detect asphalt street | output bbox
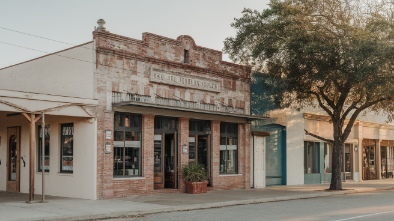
[109,189,394,221]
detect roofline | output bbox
[0,41,93,71]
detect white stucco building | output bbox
[252,107,394,186]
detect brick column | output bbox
[244,123,251,189]
[177,118,189,190]
[211,121,220,187]
[142,114,155,191]
[238,123,251,189]
[99,111,114,199]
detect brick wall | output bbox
[93,26,252,198]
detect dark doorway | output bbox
[363,146,376,180]
[153,117,178,190]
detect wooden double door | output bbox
[7,127,21,192]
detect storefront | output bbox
[92,20,257,198]
[0,20,257,200]
[0,89,97,200]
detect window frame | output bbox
[113,112,143,178]
[37,125,50,172]
[60,123,74,173]
[304,141,320,174]
[219,122,238,175]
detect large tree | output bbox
[224,0,394,190]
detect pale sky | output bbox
[0,0,270,68]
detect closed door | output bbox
[7,127,21,192]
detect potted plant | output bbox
[182,163,208,194]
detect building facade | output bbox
[0,20,256,199]
[252,107,394,186]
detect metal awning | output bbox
[113,100,268,123]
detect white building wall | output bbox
[268,108,305,185]
[0,42,95,99]
[0,114,97,199]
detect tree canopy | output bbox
[224,0,394,189]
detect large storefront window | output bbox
[381,146,394,179]
[324,143,353,179]
[61,123,73,173]
[304,141,319,173]
[114,113,142,177]
[38,125,50,172]
[220,123,238,174]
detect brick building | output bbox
[0,20,260,199]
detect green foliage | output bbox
[182,163,208,182]
[225,0,394,138]
[251,72,282,115]
[225,0,394,190]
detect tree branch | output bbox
[319,86,336,109]
[341,97,387,141]
[305,129,334,143]
[312,92,334,117]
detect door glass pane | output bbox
[154,134,162,173]
[188,136,196,163]
[9,136,17,181]
[198,136,207,168]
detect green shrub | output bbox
[182,163,208,182]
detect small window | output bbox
[60,123,74,173]
[184,49,190,64]
[38,125,50,172]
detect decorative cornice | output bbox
[304,112,394,130]
[94,31,251,76]
[96,46,250,80]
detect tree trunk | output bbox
[330,120,344,190]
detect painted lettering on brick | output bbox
[150,69,221,92]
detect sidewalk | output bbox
[1,179,394,221]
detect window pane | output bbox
[189,136,196,162]
[324,143,332,173]
[154,135,162,173]
[113,147,124,175]
[113,113,142,177]
[219,122,238,174]
[38,126,50,172]
[304,142,319,174]
[115,113,122,127]
[61,124,73,172]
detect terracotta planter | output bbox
[184,181,208,194]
